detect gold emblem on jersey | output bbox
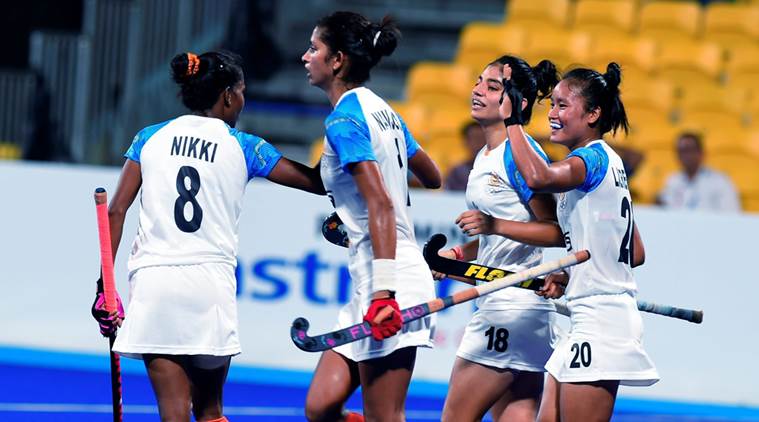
[486,171,508,194]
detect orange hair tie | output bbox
[186,53,200,77]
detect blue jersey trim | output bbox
[568,142,609,193]
[504,134,550,203]
[399,116,420,158]
[229,127,283,180]
[325,92,375,173]
[124,119,173,162]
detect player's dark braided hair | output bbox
[316,11,401,84]
[489,55,560,125]
[170,51,244,111]
[562,62,629,136]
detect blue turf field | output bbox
[2,362,759,422]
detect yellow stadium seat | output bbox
[702,3,759,50]
[676,85,747,134]
[539,140,570,162]
[622,77,676,113]
[653,40,723,91]
[424,137,470,177]
[455,23,528,75]
[638,1,702,43]
[525,100,552,140]
[0,143,22,160]
[742,195,759,213]
[309,138,324,166]
[387,101,430,141]
[406,62,474,108]
[571,0,637,38]
[521,27,592,70]
[629,148,679,203]
[507,0,571,27]
[625,119,680,150]
[425,105,474,140]
[748,96,759,128]
[587,35,657,82]
[725,44,759,93]
[702,127,752,155]
[706,153,759,196]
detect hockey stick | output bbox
[322,212,349,248]
[424,233,703,324]
[94,188,123,422]
[291,250,590,352]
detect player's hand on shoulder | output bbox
[456,210,494,236]
[91,278,125,337]
[536,271,568,299]
[363,292,402,341]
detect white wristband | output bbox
[372,259,397,293]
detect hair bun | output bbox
[371,15,400,58]
[603,62,622,91]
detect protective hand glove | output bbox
[500,78,526,127]
[91,278,125,337]
[363,297,402,341]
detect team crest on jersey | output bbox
[558,192,567,210]
[486,171,508,194]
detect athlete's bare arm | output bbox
[107,159,142,262]
[408,149,442,189]
[267,158,325,195]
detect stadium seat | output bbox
[521,27,592,70]
[525,100,552,140]
[724,44,759,94]
[653,40,723,92]
[702,3,759,51]
[425,105,474,140]
[587,35,656,82]
[629,148,679,203]
[506,0,571,27]
[387,101,430,142]
[706,153,759,197]
[0,143,22,160]
[406,62,474,108]
[424,136,470,177]
[702,127,752,156]
[743,195,759,213]
[621,77,675,116]
[571,0,637,39]
[638,1,702,43]
[676,85,747,135]
[309,138,324,166]
[455,23,528,75]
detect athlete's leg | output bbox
[144,354,192,422]
[358,346,417,422]
[186,355,231,421]
[305,350,361,422]
[490,371,543,422]
[441,357,516,422]
[536,374,561,422]
[559,380,619,422]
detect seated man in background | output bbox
[657,132,740,212]
[444,122,486,191]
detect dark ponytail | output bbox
[169,51,244,111]
[563,62,629,136]
[316,12,401,84]
[489,56,560,124]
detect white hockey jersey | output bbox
[558,140,638,300]
[320,87,420,263]
[124,115,282,272]
[465,136,556,311]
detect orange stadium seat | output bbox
[749,95,759,128]
[406,62,474,107]
[455,23,528,75]
[506,0,571,27]
[521,27,592,70]
[653,40,723,92]
[702,3,759,51]
[309,138,324,166]
[587,35,657,82]
[742,196,759,213]
[571,0,637,39]
[638,1,702,43]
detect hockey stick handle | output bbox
[637,300,703,324]
[94,188,117,312]
[291,250,590,352]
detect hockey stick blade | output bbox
[423,234,703,324]
[291,249,590,352]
